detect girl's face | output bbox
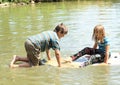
[93,25,105,41]
[95,29,102,39]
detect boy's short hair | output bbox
[54,23,68,34]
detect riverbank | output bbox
[0,0,65,8]
[0,2,10,7]
[0,1,35,8]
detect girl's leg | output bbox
[64,47,95,62]
[71,47,95,61]
[88,49,104,64]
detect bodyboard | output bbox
[44,52,120,68]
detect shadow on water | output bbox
[0,64,114,85]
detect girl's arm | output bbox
[93,42,97,49]
[104,45,110,64]
[46,49,51,60]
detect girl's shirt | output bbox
[98,37,110,53]
[28,31,60,52]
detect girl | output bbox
[66,24,110,64]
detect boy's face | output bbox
[57,31,66,39]
[61,33,65,37]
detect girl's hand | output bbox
[100,62,108,65]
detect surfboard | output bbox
[43,52,120,68]
[93,52,120,66]
[43,58,81,68]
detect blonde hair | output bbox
[92,24,105,43]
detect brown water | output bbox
[0,1,120,85]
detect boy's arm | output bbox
[54,49,61,67]
[104,45,110,64]
[46,49,51,60]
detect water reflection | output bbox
[89,66,110,85]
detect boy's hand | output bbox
[58,64,61,67]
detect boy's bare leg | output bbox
[10,55,31,68]
[15,55,29,62]
[10,62,31,68]
[10,55,17,65]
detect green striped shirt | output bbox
[28,31,60,52]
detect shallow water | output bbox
[0,0,120,85]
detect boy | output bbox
[10,23,68,68]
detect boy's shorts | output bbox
[24,39,40,66]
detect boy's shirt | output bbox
[28,31,60,52]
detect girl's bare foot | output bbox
[63,57,72,63]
